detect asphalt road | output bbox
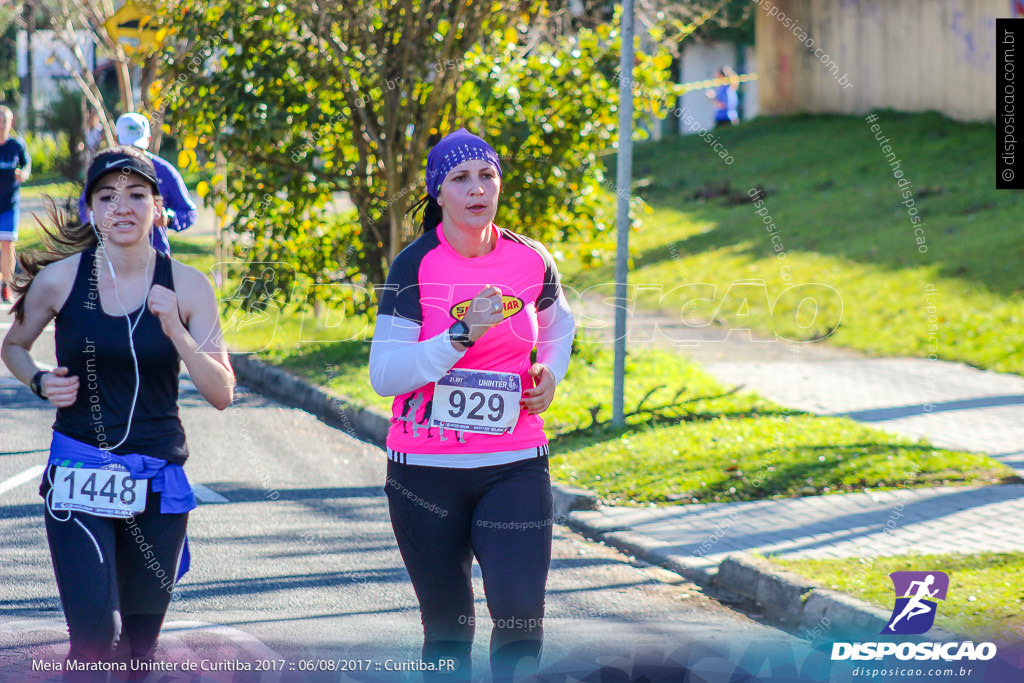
[0,309,831,682]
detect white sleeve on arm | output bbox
[369,314,466,396]
[535,291,575,384]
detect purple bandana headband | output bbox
[425,128,502,199]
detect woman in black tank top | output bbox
[1,147,235,675]
[53,246,189,462]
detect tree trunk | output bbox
[115,58,133,113]
[140,55,161,151]
[388,195,403,262]
[23,1,36,131]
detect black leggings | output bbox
[42,467,188,676]
[386,455,553,682]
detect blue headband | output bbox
[425,128,502,199]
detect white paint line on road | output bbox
[0,465,46,496]
[0,467,228,503]
[192,483,230,504]
[0,617,67,637]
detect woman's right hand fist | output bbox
[43,367,79,408]
[461,285,506,342]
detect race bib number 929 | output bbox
[432,369,522,435]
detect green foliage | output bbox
[40,87,85,181]
[457,15,670,259]
[157,0,510,297]
[680,0,756,44]
[156,0,675,307]
[22,131,71,179]
[154,0,344,303]
[0,21,20,106]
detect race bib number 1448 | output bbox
[51,465,147,518]
[432,369,522,435]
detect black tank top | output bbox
[53,247,188,464]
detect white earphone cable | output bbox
[44,464,72,522]
[91,222,153,453]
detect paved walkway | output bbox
[705,357,1024,476]
[573,484,1024,566]
[572,296,1024,562]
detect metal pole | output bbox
[612,0,635,427]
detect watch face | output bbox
[451,320,472,345]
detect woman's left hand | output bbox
[148,284,187,340]
[521,363,556,415]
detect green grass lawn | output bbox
[541,343,1012,505]
[229,309,383,410]
[562,112,1024,374]
[166,235,1014,507]
[226,315,1015,506]
[768,553,1024,641]
[19,180,77,201]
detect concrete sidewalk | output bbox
[705,356,1024,476]
[571,483,1024,568]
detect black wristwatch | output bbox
[449,320,474,349]
[30,370,48,400]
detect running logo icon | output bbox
[881,571,949,635]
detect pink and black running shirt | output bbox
[375,225,562,460]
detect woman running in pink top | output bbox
[370,128,575,682]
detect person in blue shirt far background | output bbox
[706,65,740,128]
[78,112,197,255]
[0,105,31,304]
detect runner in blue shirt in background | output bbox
[78,113,197,255]
[0,105,31,303]
[706,66,740,128]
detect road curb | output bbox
[228,352,601,517]
[561,514,920,641]
[229,352,901,641]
